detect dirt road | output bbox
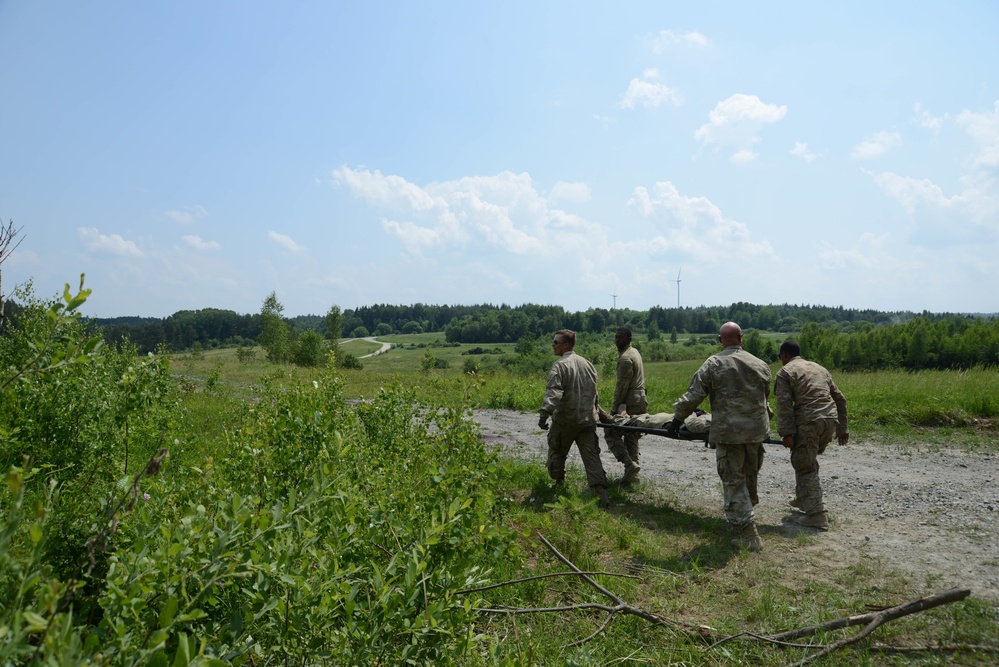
[472,409,999,602]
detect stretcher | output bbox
[596,421,782,447]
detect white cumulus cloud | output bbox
[790,141,820,162]
[694,94,787,160]
[619,78,681,110]
[549,181,591,204]
[730,149,757,165]
[651,30,710,53]
[956,100,999,169]
[182,235,220,251]
[851,131,902,160]
[627,181,776,263]
[913,102,944,132]
[77,227,143,258]
[332,166,601,258]
[165,205,208,225]
[870,171,953,216]
[268,231,303,253]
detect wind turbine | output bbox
[610,289,618,309]
[672,268,682,309]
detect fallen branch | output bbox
[468,531,716,646]
[788,588,971,666]
[709,587,972,665]
[457,570,639,595]
[870,642,999,655]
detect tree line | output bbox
[798,317,999,371]
[74,298,998,371]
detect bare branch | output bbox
[870,643,999,655]
[466,533,973,656]
[710,587,973,665]
[0,218,25,326]
[458,570,639,595]
[789,588,971,666]
[468,531,716,647]
[766,587,969,643]
[0,218,25,265]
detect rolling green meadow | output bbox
[3,298,998,666]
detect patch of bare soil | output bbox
[472,409,999,602]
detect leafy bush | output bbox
[291,330,326,367]
[335,349,363,369]
[2,292,521,663]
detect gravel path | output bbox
[472,409,999,602]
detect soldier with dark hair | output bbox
[775,339,849,531]
[539,330,610,507]
[603,326,647,485]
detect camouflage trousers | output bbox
[714,442,765,528]
[790,419,837,515]
[547,423,608,489]
[604,398,648,465]
[604,428,642,465]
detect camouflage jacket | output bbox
[540,351,599,427]
[672,345,772,444]
[613,345,647,412]
[775,356,848,436]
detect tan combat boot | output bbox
[788,496,804,511]
[731,522,763,552]
[796,511,830,531]
[621,460,641,486]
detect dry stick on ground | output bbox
[468,531,716,648]
[459,570,641,595]
[869,643,999,655]
[709,587,972,665]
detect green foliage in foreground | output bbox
[4,286,998,665]
[1,283,519,663]
[2,377,520,664]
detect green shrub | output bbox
[292,330,326,367]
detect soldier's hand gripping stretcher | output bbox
[596,407,781,448]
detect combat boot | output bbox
[594,486,611,509]
[730,522,763,552]
[621,460,641,487]
[797,511,830,531]
[787,496,803,511]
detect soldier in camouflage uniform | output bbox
[603,327,648,485]
[539,329,610,507]
[667,322,772,552]
[775,339,849,531]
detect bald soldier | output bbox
[666,322,772,551]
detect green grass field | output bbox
[174,340,999,451]
[161,341,999,663]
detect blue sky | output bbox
[1,1,997,318]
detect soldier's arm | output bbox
[774,370,796,438]
[613,354,635,412]
[830,378,849,441]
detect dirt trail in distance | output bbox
[472,409,999,602]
